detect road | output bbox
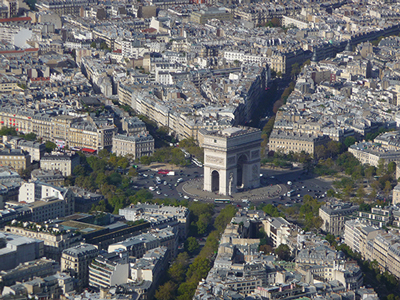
[258,168,333,207]
[132,164,333,209]
[132,164,203,200]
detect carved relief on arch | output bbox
[227,156,235,165]
[251,150,260,159]
[206,155,224,165]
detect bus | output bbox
[192,158,203,167]
[287,190,295,197]
[214,199,231,204]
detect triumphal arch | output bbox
[201,127,262,196]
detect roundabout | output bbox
[182,177,285,203]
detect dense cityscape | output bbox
[1,0,400,299]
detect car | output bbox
[270,176,275,179]
[156,191,161,195]
[164,181,167,185]
[164,194,168,197]
[302,186,305,189]
[143,174,148,178]
[174,183,178,187]
[184,195,189,199]
[297,194,301,197]
[194,199,199,202]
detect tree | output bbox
[128,167,138,177]
[95,173,107,187]
[44,141,57,153]
[140,155,152,165]
[168,252,190,283]
[107,172,122,186]
[196,213,210,235]
[344,136,357,148]
[117,157,129,169]
[270,17,280,27]
[327,189,336,197]
[73,165,86,176]
[90,41,97,48]
[259,244,273,254]
[23,133,37,141]
[388,161,396,174]
[384,180,392,196]
[185,237,199,253]
[365,165,376,179]
[263,204,282,217]
[359,202,371,212]
[356,186,366,199]
[325,234,336,245]
[290,63,301,78]
[315,145,327,160]
[275,244,291,261]
[377,159,386,176]
[98,149,109,158]
[155,281,177,300]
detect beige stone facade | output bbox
[0,149,31,171]
[40,154,80,177]
[319,202,359,236]
[61,243,99,289]
[5,225,82,261]
[269,130,330,155]
[190,8,232,24]
[0,111,116,151]
[201,127,261,196]
[393,184,400,205]
[112,133,154,159]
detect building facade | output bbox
[40,153,80,177]
[61,243,99,289]
[112,133,154,159]
[0,149,31,171]
[319,202,359,236]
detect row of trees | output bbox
[155,205,237,300]
[140,147,189,166]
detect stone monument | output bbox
[200,126,262,196]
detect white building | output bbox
[130,246,168,282]
[89,250,129,289]
[119,204,189,240]
[18,181,74,216]
[262,217,292,247]
[40,153,80,177]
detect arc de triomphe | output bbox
[200,127,262,196]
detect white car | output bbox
[184,195,189,199]
[156,191,161,195]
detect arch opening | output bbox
[236,155,247,188]
[211,170,219,193]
